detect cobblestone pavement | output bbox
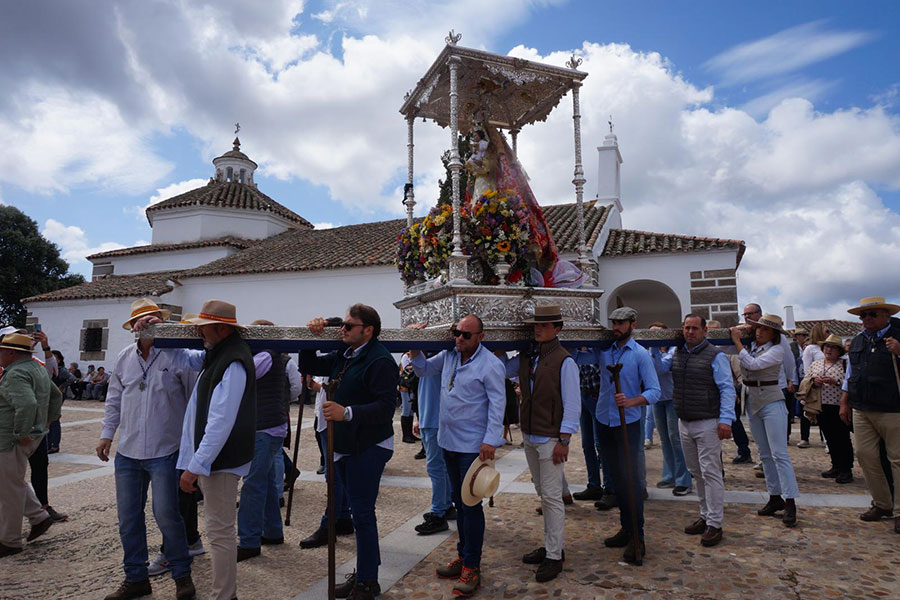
[1,401,896,600]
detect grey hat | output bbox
[609,306,637,322]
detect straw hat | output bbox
[822,334,846,355]
[523,305,564,324]
[123,298,171,330]
[0,333,36,353]
[461,457,501,507]
[793,328,809,337]
[747,314,788,334]
[184,300,245,328]
[179,314,197,324]
[847,296,900,316]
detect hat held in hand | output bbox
[461,457,501,507]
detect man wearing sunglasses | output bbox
[302,304,398,600]
[840,296,900,534]
[409,314,506,598]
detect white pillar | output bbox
[447,55,468,284]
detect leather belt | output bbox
[742,379,779,387]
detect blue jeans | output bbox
[318,434,351,528]
[114,451,190,581]
[444,450,485,568]
[400,391,413,418]
[748,401,799,499]
[644,405,655,442]
[336,445,392,582]
[238,432,284,548]
[653,401,692,488]
[638,407,647,490]
[421,428,452,515]
[579,393,602,489]
[597,420,644,539]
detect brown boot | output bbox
[174,575,196,600]
[452,566,481,597]
[104,579,152,600]
[436,556,463,579]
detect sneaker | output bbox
[45,506,68,522]
[316,465,325,475]
[147,552,170,577]
[414,513,449,535]
[731,454,752,464]
[644,439,652,448]
[188,539,205,557]
[572,485,604,501]
[655,480,675,489]
[452,566,481,597]
[174,575,196,600]
[103,579,152,600]
[753,462,763,471]
[672,486,691,496]
[436,556,463,579]
[797,439,811,448]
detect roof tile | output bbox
[602,228,745,266]
[22,271,183,303]
[87,236,255,260]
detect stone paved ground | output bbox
[1,401,897,600]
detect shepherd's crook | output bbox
[323,381,339,600]
[606,363,643,566]
[284,387,305,526]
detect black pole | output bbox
[607,363,642,565]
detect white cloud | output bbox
[126,178,209,220]
[41,218,126,267]
[312,221,336,229]
[704,20,876,85]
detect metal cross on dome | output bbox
[234,122,241,135]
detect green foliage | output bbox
[0,205,85,326]
[436,133,472,207]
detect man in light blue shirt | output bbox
[410,314,505,596]
[574,306,661,565]
[500,305,579,583]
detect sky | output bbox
[2,0,899,320]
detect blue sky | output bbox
[2,0,899,316]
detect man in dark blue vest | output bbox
[840,296,900,534]
[302,304,398,600]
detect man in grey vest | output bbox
[661,314,735,546]
[501,305,579,582]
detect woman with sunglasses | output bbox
[730,314,800,527]
[806,335,853,483]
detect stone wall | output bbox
[689,268,739,327]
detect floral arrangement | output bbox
[464,189,531,283]
[419,203,466,279]
[396,222,425,285]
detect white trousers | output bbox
[679,419,725,528]
[524,439,565,560]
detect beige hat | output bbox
[747,314,789,334]
[822,334,846,356]
[185,300,245,328]
[461,457,500,507]
[179,313,197,324]
[523,305,564,324]
[123,298,171,330]
[793,328,809,337]
[0,333,36,353]
[847,296,900,316]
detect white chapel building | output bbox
[24,134,744,368]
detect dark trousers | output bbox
[783,389,795,439]
[314,417,325,467]
[335,445,391,582]
[444,450,485,568]
[799,410,812,442]
[28,436,49,506]
[818,405,853,472]
[318,434,351,528]
[160,470,201,554]
[597,420,644,540]
[732,417,751,458]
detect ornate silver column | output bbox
[404,114,416,227]
[447,54,468,283]
[510,128,520,158]
[567,56,595,284]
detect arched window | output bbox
[239,168,246,183]
[226,167,233,182]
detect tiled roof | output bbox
[87,236,255,260]
[602,229,746,266]
[178,202,613,279]
[796,319,862,338]
[145,181,313,228]
[22,271,183,304]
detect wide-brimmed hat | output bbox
[793,328,809,337]
[747,314,788,334]
[523,305,564,324]
[821,334,846,355]
[179,313,197,324]
[0,333,36,353]
[185,300,245,328]
[461,457,501,507]
[847,296,900,316]
[123,298,171,330]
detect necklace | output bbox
[448,353,461,391]
[137,349,161,391]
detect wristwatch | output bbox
[557,437,570,446]
[343,406,352,421]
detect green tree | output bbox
[0,205,84,326]
[436,133,472,207]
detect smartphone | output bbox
[33,323,42,332]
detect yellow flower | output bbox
[497,241,511,252]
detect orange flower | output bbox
[497,241,511,252]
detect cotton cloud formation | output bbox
[41,219,126,267]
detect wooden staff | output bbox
[606,363,642,565]
[284,379,306,526]
[323,381,339,600]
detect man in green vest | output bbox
[501,305,580,582]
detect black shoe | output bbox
[400,416,420,443]
[45,506,68,522]
[821,467,839,478]
[0,543,23,558]
[336,517,355,536]
[623,539,645,565]
[47,446,59,455]
[174,575,196,600]
[414,446,426,460]
[757,495,785,517]
[535,557,564,582]
[835,472,854,484]
[300,527,328,549]
[316,465,325,475]
[279,497,285,508]
[522,547,564,565]
[347,579,380,600]
[684,518,707,535]
[284,466,301,490]
[335,570,356,599]
[444,506,457,521]
[573,485,604,501]
[414,513,449,535]
[595,493,618,511]
[104,579,152,600]
[261,536,284,545]
[236,546,260,562]
[731,454,752,464]
[672,486,691,496]
[782,499,797,527]
[603,528,630,548]
[26,517,53,542]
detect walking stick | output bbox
[606,363,643,566]
[284,381,305,526]
[323,381,339,600]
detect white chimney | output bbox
[596,123,623,213]
[783,305,796,330]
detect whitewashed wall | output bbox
[151,207,291,244]
[96,246,240,276]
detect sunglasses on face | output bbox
[341,322,363,331]
[858,311,879,319]
[451,328,477,339]
[742,312,760,319]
